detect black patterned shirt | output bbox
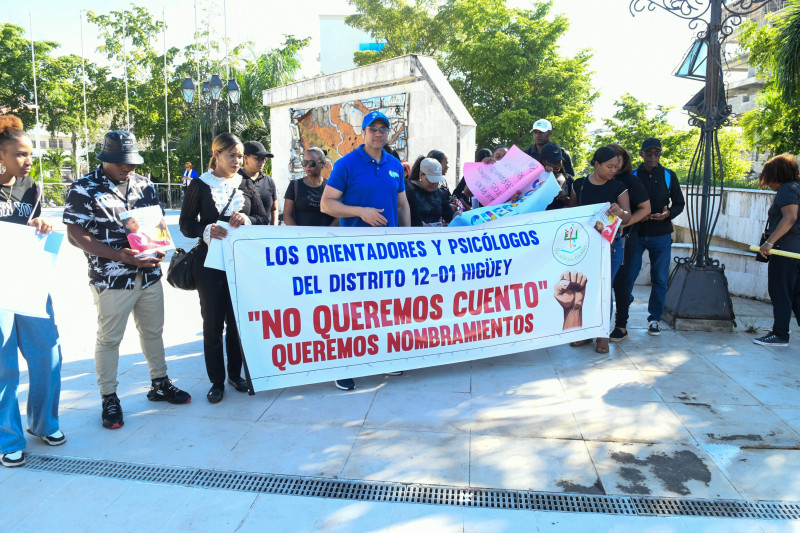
[63,164,164,289]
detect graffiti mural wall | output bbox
[289,93,408,180]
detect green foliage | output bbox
[596,94,751,186]
[775,0,800,102]
[738,8,800,156]
[42,148,77,181]
[346,0,596,167]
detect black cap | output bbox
[540,142,563,163]
[243,140,273,158]
[96,131,144,165]
[641,137,662,152]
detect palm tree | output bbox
[42,148,78,182]
[776,0,800,101]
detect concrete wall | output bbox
[633,187,774,301]
[263,55,476,210]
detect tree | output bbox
[775,0,800,102]
[737,10,800,155]
[346,0,596,166]
[596,94,750,183]
[42,148,77,181]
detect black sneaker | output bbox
[147,376,192,404]
[753,333,789,347]
[1,450,25,468]
[648,321,661,336]
[334,378,355,391]
[609,328,628,342]
[102,393,124,429]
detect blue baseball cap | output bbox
[362,111,390,129]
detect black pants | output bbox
[613,232,637,329]
[768,254,800,340]
[193,245,243,385]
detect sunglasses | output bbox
[302,160,318,167]
[250,155,268,162]
[367,126,390,133]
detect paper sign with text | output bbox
[219,206,612,391]
[463,145,544,206]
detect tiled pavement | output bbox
[1,210,799,532]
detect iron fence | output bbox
[41,182,183,210]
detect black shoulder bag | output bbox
[167,187,238,290]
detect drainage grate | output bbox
[24,454,800,520]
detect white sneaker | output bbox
[1,450,25,467]
[27,428,66,446]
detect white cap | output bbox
[420,158,446,182]
[530,119,553,133]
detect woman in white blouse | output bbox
[179,133,269,403]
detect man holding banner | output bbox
[321,110,410,390]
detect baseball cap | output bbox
[420,158,446,183]
[540,142,563,163]
[641,138,662,152]
[530,119,553,133]
[243,140,273,158]
[362,111,390,129]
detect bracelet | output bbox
[765,241,774,246]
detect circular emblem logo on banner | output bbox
[552,222,589,266]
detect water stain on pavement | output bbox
[556,478,605,495]
[611,450,711,496]
[707,433,767,442]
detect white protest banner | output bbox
[0,222,63,317]
[220,205,612,392]
[463,145,544,206]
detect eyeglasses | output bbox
[302,160,318,167]
[367,126,390,133]
[249,155,268,162]
[643,150,662,157]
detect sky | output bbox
[5,0,706,131]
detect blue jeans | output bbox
[610,238,625,321]
[627,233,672,322]
[0,296,63,453]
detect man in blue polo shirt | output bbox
[322,110,410,228]
[321,110,410,390]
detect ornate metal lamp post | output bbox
[630,0,772,330]
[180,74,241,138]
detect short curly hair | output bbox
[759,154,800,189]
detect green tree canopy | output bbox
[596,94,750,184]
[737,6,800,156]
[346,0,596,166]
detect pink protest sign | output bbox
[463,145,544,206]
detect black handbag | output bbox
[755,220,770,264]
[166,244,199,290]
[166,187,238,290]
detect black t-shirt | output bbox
[546,173,575,211]
[768,181,800,253]
[240,169,276,224]
[0,176,41,225]
[615,171,648,236]
[405,181,454,226]
[284,178,334,227]
[573,177,627,207]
